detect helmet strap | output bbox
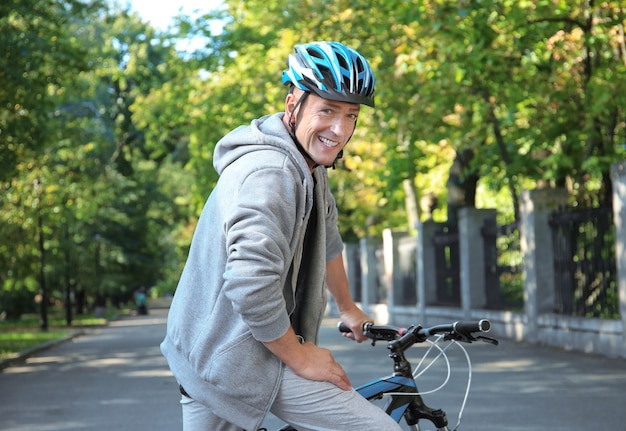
[288,91,319,169]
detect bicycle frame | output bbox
[356,371,448,430]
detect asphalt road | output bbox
[1,306,625,431]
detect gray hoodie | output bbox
[160,113,344,430]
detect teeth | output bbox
[320,136,339,147]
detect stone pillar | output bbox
[458,208,497,318]
[343,242,360,303]
[383,230,409,312]
[520,188,569,342]
[359,237,381,313]
[610,161,626,358]
[416,220,439,324]
[382,229,394,312]
[334,243,361,317]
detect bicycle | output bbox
[272,319,498,431]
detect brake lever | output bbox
[443,332,499,345]
[476,335,499,345]
[443,333,472,343]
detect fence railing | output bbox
[343,162,626,358]
[549,207,618,318]
[481,218,523,310]
[432,224,460,306]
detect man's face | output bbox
[286,89,360,169]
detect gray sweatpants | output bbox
[181,367,403,431]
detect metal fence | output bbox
[481,218,524,310]
[394,235,417,306]
[549,207,619,318]
[432,224,460,306]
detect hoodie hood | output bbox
[213,113,310,178]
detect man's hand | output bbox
[338,307,374,343]
[263,326,351,391]
[290,342,351,391]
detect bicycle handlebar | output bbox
[338,319,498,350]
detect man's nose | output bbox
[330,116,353,138]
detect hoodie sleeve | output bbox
[221,157,308,343]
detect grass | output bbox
[0,331,69,358]
[0,307,129,360]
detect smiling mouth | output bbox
[319,136,339,148]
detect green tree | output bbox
[60,6,193,303]
[0,0,102,181]
[0,0,104,322]
[3,0,625,318]
[404,0,626,220]
[1,2,193,319]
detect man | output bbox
[161,41,402,431]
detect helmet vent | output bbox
[282,41,376,107]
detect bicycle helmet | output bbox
[282,41,376,107]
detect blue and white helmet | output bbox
[282,41,376,107]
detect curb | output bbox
[0,309,150,372]
[0,329,85,371]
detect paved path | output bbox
[0,308,180,431]
[1,306,625,430]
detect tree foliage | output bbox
[1,1,192,319]
[1,0,625,318]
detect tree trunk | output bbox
[446,148,479,226]
[403,179,419,231]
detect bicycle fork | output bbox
[402,397,449,431]
[381,389,448,431]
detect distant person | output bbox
[161,41,402,431]
[135,286,148,315]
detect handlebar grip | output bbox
[337,321,352,333]
[453,319,490,335]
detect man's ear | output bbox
[285,92,297,118]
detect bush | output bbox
[0,287,37,321]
